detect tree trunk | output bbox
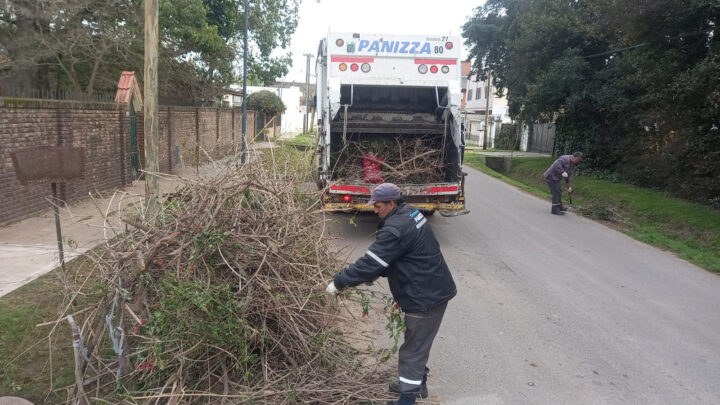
[85,52,105,95]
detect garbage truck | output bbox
[314,32,467,215]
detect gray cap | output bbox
[366,183,402,206]
[573,151,583,159]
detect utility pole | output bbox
[144,0,160,214]
[483,71,492,150]
[241,0,248,164]
[304,53,313,134]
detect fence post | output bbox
[195,107,200,169]
[168,107,173,172]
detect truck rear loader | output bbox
[315,32,467,215]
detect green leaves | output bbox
[462,0,720,204]
[1,0,300,98]
[247,90,286,116]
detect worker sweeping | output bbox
[543,151,583,215]
[326,183,456,405]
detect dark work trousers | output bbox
[397,301,448,395]
[546,177,563,212]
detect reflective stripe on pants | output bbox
[397,301,448,395]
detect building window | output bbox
[476,87,481,100]
[467,90,473,101]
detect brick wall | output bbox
[0,98,258,226]
[137,107,256,169]
[0,99,132,225]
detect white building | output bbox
[463,73,512,148]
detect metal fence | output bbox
[0,83,236,107]
[0,84,118,103]
[528,122,555,154]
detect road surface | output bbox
[328,166,720,405]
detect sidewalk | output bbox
[0,143,277,298]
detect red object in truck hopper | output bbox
[362,153,384,183]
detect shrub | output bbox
[246,90,285,116]
[494,123,519,150]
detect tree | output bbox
[0,0,300,99]
[463,0,720,205]
[246,90,285,116]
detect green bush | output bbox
[246,90,286,116]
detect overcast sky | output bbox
[280,0,484,82]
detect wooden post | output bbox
[144,0,160,214]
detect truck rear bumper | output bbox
[323,202,466,212]
[323,181,466,213]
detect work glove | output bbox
[568,187,573,193]
[326,281,338,294]
[562,171,568,178]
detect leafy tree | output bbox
[0,0,300,99]
[246,90,285,116]
[463,0,720,205]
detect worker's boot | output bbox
[551,207,565,215]
[386,393,417,405]
[389,368,429,398]
[388,380,428,398]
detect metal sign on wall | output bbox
[10,146,85,185]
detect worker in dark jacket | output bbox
[326,183,456,405]
[543,151,583,215]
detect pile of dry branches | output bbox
[58,154,393,404]
[334,136,446,184]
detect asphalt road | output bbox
[328,166,720,405]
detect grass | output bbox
[0,261,82,402]
[277,133,316,149]
[289,133,316,146]
[464,152,720,273]
[261,141,316,183]
[464,147,513,152]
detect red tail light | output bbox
[342,195,352,202]
[350,63,359,72]
[430,65,439,74]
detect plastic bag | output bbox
[362,153,384,183]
